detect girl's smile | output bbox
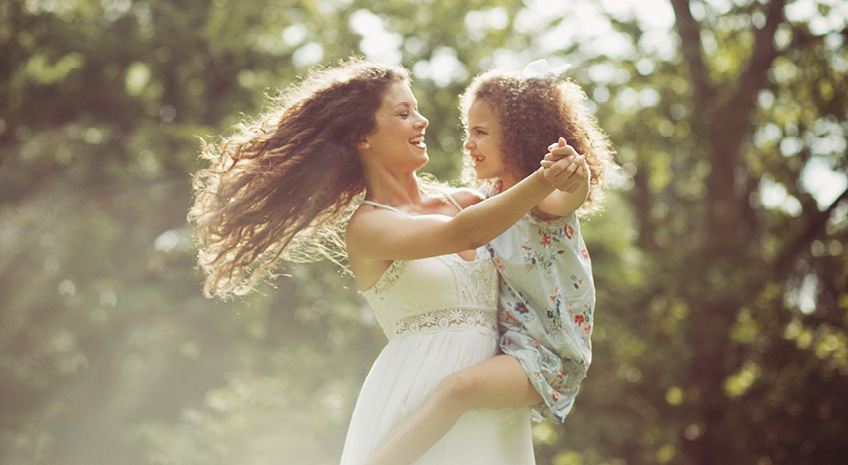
[464,99,511,185]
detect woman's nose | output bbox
[463,137,473,151]
[415,112,428,128]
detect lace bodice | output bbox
[361,250,499,340]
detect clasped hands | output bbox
[540,137,590,193]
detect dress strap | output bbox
[363,194,463,215]
[362,193,463,216]
[445,192,463,211]
[361,200,409,216]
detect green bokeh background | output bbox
[1,1,846,464]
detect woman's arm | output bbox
[347,167,555,262]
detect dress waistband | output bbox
[383,308,498,340]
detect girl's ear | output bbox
[356,139,370,149]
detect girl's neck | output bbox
[497,175,520,191]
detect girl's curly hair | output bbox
[459,69,615,212]
[189,57,410,299]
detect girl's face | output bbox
[362,81,429,171]
[464,98,513,186]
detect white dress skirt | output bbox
[339,250,535,465]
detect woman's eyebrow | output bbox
[391,101,416,110]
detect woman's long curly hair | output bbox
[459,69,616,212]
[189,57,410,299]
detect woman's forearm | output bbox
[453,169,553,247]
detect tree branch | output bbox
[774,181,848,275]
[669,0,716,106]
[720,0,787,120]
[708,0,788,201]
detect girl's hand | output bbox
[544,137,579,162]
[492,179,504,194]
[540,137,590,193]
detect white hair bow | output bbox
[521,59,572,81]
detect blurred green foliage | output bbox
[1,0,846,464]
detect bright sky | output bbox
[344,0,848,211]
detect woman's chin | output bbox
[412,153,429,170]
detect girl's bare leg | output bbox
[363,354,541,465]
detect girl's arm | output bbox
[536,164,589,218]
[536,138,591,218]
[347,165,558,262]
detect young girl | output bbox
[363,61,615,465]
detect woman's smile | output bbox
[410,133,426,149]
[362,81,430,167]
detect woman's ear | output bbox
[356,139,370,150]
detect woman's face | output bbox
[464,98,511,185]
[362,81,429,171]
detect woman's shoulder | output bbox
[345,202,394,245]
[446,187,485,209]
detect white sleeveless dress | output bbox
[339,202,535,465]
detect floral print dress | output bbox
[488,210,595,423]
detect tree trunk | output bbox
[669,1,788,464]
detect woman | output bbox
[189,57,580,463]
[364,63,615,465]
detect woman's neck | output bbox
[363,167,424,207]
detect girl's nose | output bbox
[463,136,473,151]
